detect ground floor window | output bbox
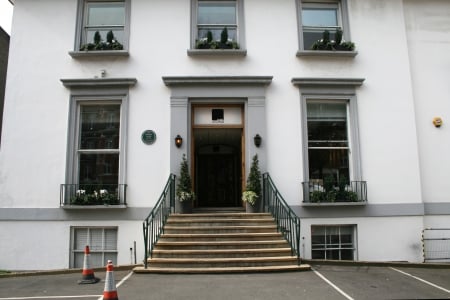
[71,227,118,268]
[311,225,355,260]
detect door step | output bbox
[134,264,311,274]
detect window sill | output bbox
[61,204,127,210]
[187,49,247,57]
[296,50,358,58]
[69,50,129,58]
[302,201,366,207]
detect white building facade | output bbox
[0,0,449,270]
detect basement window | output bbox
[70,227,118,268]
[311,225,356,260]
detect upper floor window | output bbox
[72,0,130,56]
[302,2,340,49]
[297,0,355,54]
[190,0,246,54]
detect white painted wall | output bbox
[1,0,423,207]
[301,217,424,262]
[404,0,450,203]
[0,221,143,270]
[0,0,447,270]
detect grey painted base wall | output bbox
[1,202,450,221]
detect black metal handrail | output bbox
[302,180,367,203]
[262,173,301,265]
[60,184,127,206]
[142,174,176,268]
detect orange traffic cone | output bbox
[102,260,119,300]
[78,246,100,284]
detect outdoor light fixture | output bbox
[175,135,183,148]
[254,134,262,147]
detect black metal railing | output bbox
[60,184,127,206]
[263,173,301,265]
[143,174,176,268]
[302,180,367,203]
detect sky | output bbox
[0,0,13,35]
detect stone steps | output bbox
[134,212,310,274]
[151,248,294,258]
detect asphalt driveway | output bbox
[0,264,449,300]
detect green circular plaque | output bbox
[141,130,156,145]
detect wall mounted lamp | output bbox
[175,135,183,148]
[254,134,262,147]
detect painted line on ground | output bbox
[0,296,100,300]
[312,268,354,300]
[390,267,450,294]
[97,271,133,300]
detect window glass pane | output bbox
[307,102,346,119]
[198,28,237,41]
[303,30,338,50]
[307,102,347,146]
[312,250,325,259]
[326,249,341,260]
[308,149,349,182]
[105,229,118,250]
[302,8,337,27]
[90,253,104,267]
[340,249,354,260]
[87,3,125,26]
[80,105,120,150]
[74,228,88,250]
[307,102,349,182]
[86,29,124,44]
[79,153,119,185]
[198,2,236,25]
[104,253,118,265]
[74,253,85,268]
[90,228,103,251]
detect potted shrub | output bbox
[242,154,262,213]
[176,154,194,213]
[311,29,355,51]
[79,30,124,51]
[195,28,239,50]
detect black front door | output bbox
[194,128,242,207]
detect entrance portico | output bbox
[163,76,272,211]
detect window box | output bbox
[302,180,367,204]
[69,50,129,58]
[60,184,127,207]
[296,50,357,57]
[187,49,247,56]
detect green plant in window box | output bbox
[336,176,359,202]
[310,190,325,203]
[309,175,359,203]
[79,30,124,51]
[195,28,239,50]
[311,29,355,51]
[70,188,120,205]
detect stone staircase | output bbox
[134,212,310,273]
